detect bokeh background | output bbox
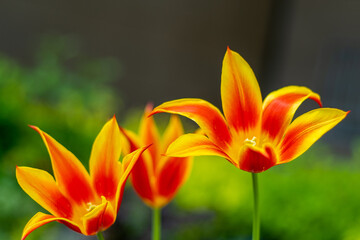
[0,0,359,239]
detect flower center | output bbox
[244,136,257,146]
[86,202,98,212]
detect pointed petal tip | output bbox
[29,125,45,137]
[108,114,120,128]
[110,115,118,124]
[226,46,234,55]
[15,166,21,176]
[15,165,24,173]
[28,125,40,132]
[15,165,23,174]
[145,102,154,112]
[342,110,351,119]
[310,92,322,107]
[21,233,28,240]
[334,109,350,118]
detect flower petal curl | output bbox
[150,99,231,150]
[21,212,80,240]
[279,108,349,163]
[262,86,322,144]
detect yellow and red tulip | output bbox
[16,116,149,240]
[150,47,349,173]
[121,104,193,208]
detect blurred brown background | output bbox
[1,0,358,142]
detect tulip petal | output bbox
[119,127,143,155]
[30,126,94,204]
[82,197,116,235]
[221,47,262,133]
[21,212,80,240]
[16,166,72,218]
[262,86,322,144]
[89,116,122,202]
[120,128,155,205]
[156,156,192,208]
[156,114,186,175]
[115,145,151,211]
[165,133,234,164]
[239,144,278,173]
[150,99,231,150]
[279,108,349,163]
[161,115,184,153]
[130,154,155,206]
[140,104,161,169]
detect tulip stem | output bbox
[252,172,260,240]
[152,207,161,240]
[96,231,105,240]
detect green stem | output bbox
[152,207,161,240]
[96,231,105,240]
[252,172,260,240]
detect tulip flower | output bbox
[149,47,349,240]
[16,116,149,240]
[120,104,192,240]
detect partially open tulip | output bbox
[16,116,149,240]
[121,104,193,208]
[149,47,349,173]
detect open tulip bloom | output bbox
[120,104,193,240]
[16,116,149,240]
[150,47,349,239]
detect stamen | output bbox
[244,136,257,146]
[86,202,97,212]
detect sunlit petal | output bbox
[30,126,94,204]
[120,128,155,204]
[279,108,349,163]
[21,212,80,240]
[262,86,322,144]
[150,98,231,150]
[221,47,262,133]
[166,133,231,161]
[89,116,122,202]
[115,145,151,211]
[16,166,72,218]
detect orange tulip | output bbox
[149,47,349,173]
[121,104,192,208]
[16,116,149,240]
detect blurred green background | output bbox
[0,0,359,240]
